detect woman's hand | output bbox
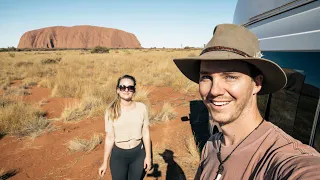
[144,157,152,171]
[98,162,108,177]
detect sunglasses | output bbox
[118,85,136,92]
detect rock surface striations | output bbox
[18,25,141,49]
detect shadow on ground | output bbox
[0,169,18,180]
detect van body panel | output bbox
[233,0,320,151]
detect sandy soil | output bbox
[0,84,201,180]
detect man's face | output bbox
[199,60,261,125]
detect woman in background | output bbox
[98,74,152,180]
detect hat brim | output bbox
[173,56,287,95]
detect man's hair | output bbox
[247,63,262,79]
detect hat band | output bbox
[200,46,252,57]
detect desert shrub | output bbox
[41,57,62,64]
[3,86,31,96]
[14,61,33,67]
[8,52,15,58]
[61,96,103,122]
[0,78,11,91]
[67,133,103,152]
[0,46,16,52]
[91,46,110,54]
[7,47,16,51]
[27,82,37,86]
[0,97,50,136]
[22,77,41,87]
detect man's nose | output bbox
[210,79,225,97]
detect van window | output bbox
[258,51,320,150]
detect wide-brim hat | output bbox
[173,24,287,95]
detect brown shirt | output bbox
[195,121,320,180]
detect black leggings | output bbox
[110,142,145,180]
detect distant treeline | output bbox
[0,46,201,52]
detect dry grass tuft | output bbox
[188,53,197,57]
[150,103,177,124]
[0,168,4,177]
[15,61,33,68]
[41,57,61,64]
[0,96,50,137]
[0,78,11,91]
[22,77,40,86]
[171,76,198,93]
[67,133,103,152]
[39,98,49,107]
[51,73,86,98]
[184,136,200,161]
[61,96,103,122]
[28,124,56,141]
[38,77,55,88]
[8,52,15,58]
[134,86,153,104]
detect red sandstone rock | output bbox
[17,25,142,49]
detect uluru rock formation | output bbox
[17,25,142,49]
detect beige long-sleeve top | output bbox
[195,121,320,180]
[105,102,149,142]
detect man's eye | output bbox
[226,75,238,80]
[200,76,212,81]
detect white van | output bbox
[233,0,320,151]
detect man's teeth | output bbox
[212,101,230,106]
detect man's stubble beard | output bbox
[209,93,254,127]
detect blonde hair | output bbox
[108,74,136,121]
[108,96,121,121]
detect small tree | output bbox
[7,46,16,52]
[91,46,109,53]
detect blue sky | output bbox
[0,0,238,48]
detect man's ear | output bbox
[253,75,263,95]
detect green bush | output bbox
[91,46,110,53]
[0,47,16,52]
[184,46,195,49]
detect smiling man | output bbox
[173,24,320,180]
